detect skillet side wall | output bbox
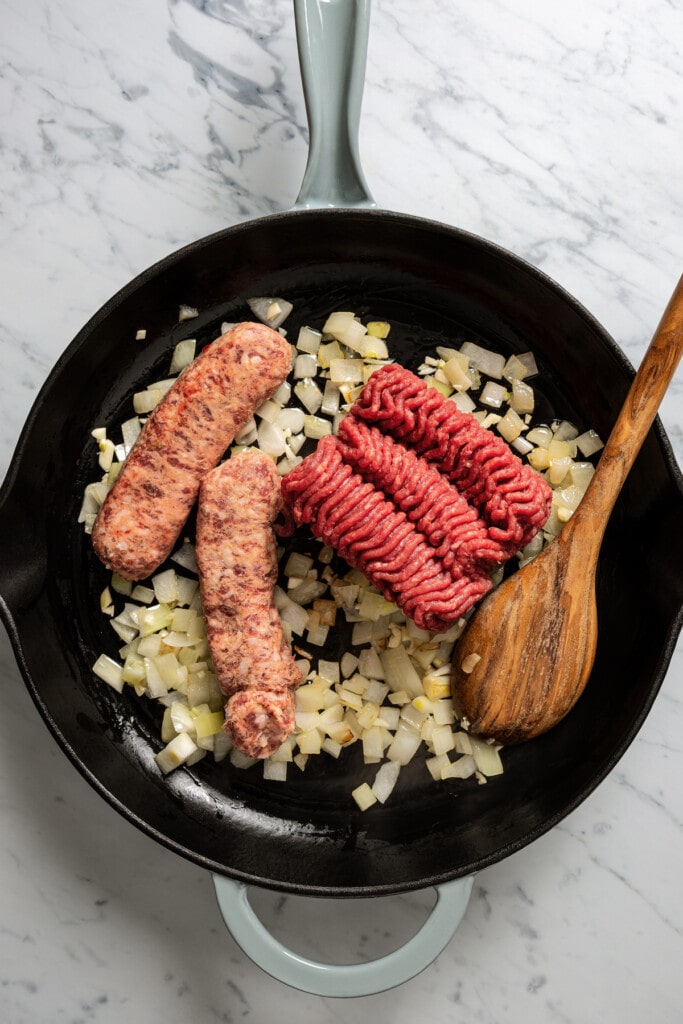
[1,210,681,894]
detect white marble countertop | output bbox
[1,0,682,1019]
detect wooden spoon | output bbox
[451,276,683,745]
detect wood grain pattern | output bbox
[451,275,683,744]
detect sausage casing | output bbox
[92,322,292,580]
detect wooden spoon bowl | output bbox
[451,276,683,745]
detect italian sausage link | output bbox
[92,322,293,580]
[195,451,302,759]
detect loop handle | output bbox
[213,874,474,997]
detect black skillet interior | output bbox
[2,208,682,896]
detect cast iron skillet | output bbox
[1,0,682,898]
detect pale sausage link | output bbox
[92,322,293,580]
[196,451,302,759]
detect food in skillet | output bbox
[92,321,293,580]
[84,307,604,807]
[281,365,552,632]
[195,451,303,758]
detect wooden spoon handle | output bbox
[576,275,683,529]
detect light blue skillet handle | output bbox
[212,874,474,997]
[293,0,375,209]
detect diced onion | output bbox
[329,358,364,384]
[322,311,368,351]
[480,381,508,409]
[247,296,293,329]
[257,420,288,457]
[92,654,124,692]
[460,341,506,379]
[296,326,322,354]
[575,428,604,457]
[303,415,332,440]
[351,782,378,811]
[169,338,196,373]
[155,732,198,774]
[293,378,323,414]
[294,353,318,379]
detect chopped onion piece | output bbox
[303,415,332,440]
[92,654,124,692]
[170,541,198,574]
[569,461,595,490]
[528,447,550,471]
[280,601,308,637]
[270,380,291,406]
[178,305,198,322]
[460,341,505,379]
[480,381,508,409]
[98,438,115,472]
[553,419,579,441]
[133,389,162,415]
[321,380,341,416]
[276,407,305,434]
[247,296,293,329]
[234,418,257,446]
[497,407,525,443]
[294,378,323,414]
[284,552,314,577]
[169,338,196,374]
[502,353,531,382]
[257,420,288,458]
[575,428,604,457]
[307,624,330,647]
[351,782,378,811]
[512,436,534,456]
[441,754,477,780]
[449,391,476,413]
[263,760,288,782]
[317,340,343,369]
[294,353,318,379]
[461,653,481,674]
[431,724,455,756]
[329,358,364,384]
[156,732,198,774]
[548,455,572,485]
[322,311,368,351]
[467,736,504,777]
[255,399,282,424]
[121,417,142,454]
[296,326,322,353]
[151,569,178,605]
[380,645,423,697]
[366,321,391,339]
[526,425,553,448]
[509,379,535,415]
[514,351,539,378]
[386,721,422,766]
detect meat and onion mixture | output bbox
[82,304,604,809]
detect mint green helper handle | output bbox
[212,874,474,997]
[293,0,375,209]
